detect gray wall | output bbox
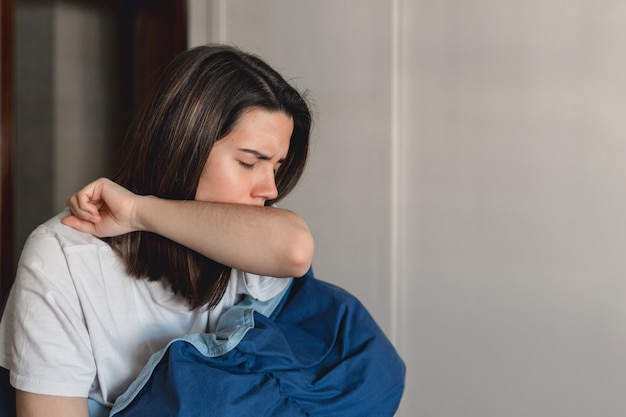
[52,2,119,211]
[189,1,626,416]
[399,1,626,416]
[15,0,120,256]
[15,0,55,257]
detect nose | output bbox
[253,168,279,202]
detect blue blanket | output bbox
[110,271,405,416]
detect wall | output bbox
[53,2,119,211]
[15,0,121,256]
[398,1,626,416]
[14,0,55,258]
[190,1,626,416]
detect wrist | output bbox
[131,194,153,232]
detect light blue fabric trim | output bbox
[88,398,111,417]
[110,278,292,416]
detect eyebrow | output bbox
[238,148,285,163]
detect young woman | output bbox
[0,45,404,417]
[0,45,314,416]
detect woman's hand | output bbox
[61,177,141,237]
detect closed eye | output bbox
[239,161,254,169]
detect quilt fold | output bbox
[110,271,405,417]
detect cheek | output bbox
[194,176,211,201]
[195,163,241,203]
[195,162,219,201]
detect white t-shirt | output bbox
[0,210,290,406]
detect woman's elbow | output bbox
[284,228,314,278]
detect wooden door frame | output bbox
[1,0,14,305]
[0,0,185,304]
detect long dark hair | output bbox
[108,45,311,309]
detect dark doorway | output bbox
[2,0,187,304]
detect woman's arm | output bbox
[61,178,314,278]
[16,391,88,417]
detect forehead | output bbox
[216,108,293,155]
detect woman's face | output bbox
[195,108,293,206]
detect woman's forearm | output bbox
[135,196,314,277]
[62,178,313,277]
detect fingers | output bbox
[63,178,139,238]
[61,214,98,235]
[65,178,112,222]
[65,193,100,223]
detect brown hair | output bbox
[108,45,311,309]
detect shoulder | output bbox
[16,210,114,290]
[19,210,111,268]
[26,209,106,249]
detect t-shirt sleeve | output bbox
[0,229,96,397]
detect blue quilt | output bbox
[110,271,405,416]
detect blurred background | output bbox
[3,0,626,416]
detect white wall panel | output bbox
[398,1,626,416]
[54,2,118,212]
